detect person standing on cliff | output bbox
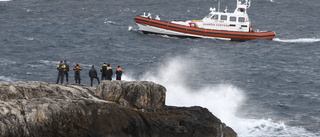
[89,65,100,87]
[64,60,70,83]
[100,63,107,80]
[115,66,123,80]
[56,61,66,84]
[73,64,82,84]
[106,64,113,80]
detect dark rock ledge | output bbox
[0,81,237,137]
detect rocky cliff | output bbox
[0,81,237,137]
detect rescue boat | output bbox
[134,0,276,41]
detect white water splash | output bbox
[124,56,320,137]
[273,38,320,43]
[141,58,243,118]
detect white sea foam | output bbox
[77,63,93,68]
[128,26,133,31]
[38,60,90,68]
[39,60,59,66]
[104,18,116,24]
[0,76,16,83]
[123,8,130,12]
[0,58,16,65]
[273,38,320,43]
[105,21,115,24]
[0,0,11,1]
[24,37,34,41]
[131,56,319,137]
[237,118,319,137]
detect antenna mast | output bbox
[218,0,220,12]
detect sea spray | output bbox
[139,56,246,128]
[136,56,319,137]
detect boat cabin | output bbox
[171,0,253,32]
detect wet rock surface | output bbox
[0,81,236,137]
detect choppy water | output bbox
[1,0,320,136]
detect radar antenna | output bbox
[235,0,251,13]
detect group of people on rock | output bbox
[56,60,123,87]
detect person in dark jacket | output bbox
[89,65,100,87]
[64,60,70,83]
[100,63,107,80]
[115,66,123,80]
[73,64,82,84]
[106,64,113,80]
[56,61,66,84]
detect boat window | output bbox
[239,17,245,22]
[238,8,245,12]
[230,16,237,22]
[221,15,227,20]
[211,15,219,20]
[205,13,213,18]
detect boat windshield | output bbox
[211,15,219,20]
[205,13,213,18]
[238,0,246,4]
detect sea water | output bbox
[1,0,320,136]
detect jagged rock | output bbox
[0,81,97,101]
[0,81,237,137]
[95,80,166,109]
